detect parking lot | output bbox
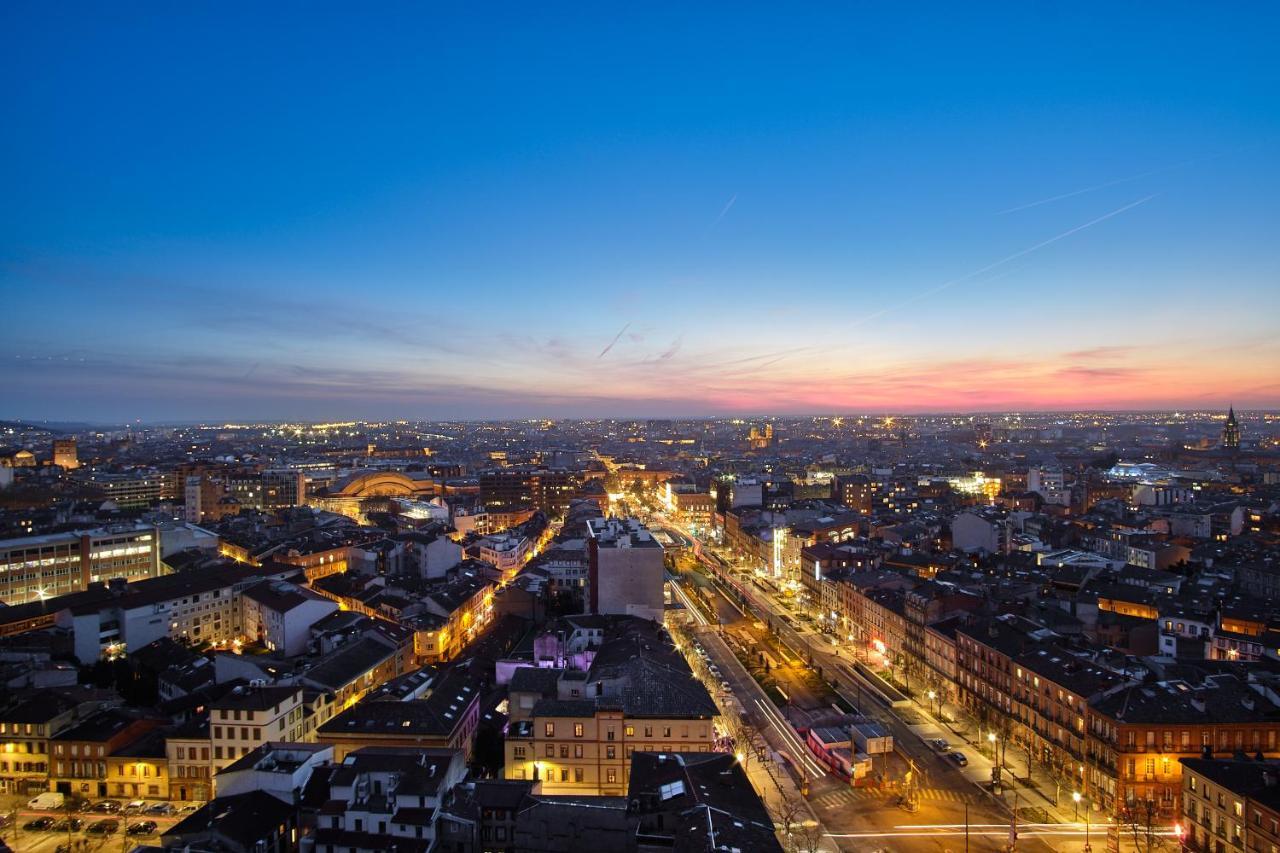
[1,798,191,853]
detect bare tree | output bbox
[772,787,807,839]
[786,820,826,853]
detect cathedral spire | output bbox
[1222,406,1240,450]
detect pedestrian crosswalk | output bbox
[812,786,971,809]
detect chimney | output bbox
[1190,693,1206,714]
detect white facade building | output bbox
[240,579,339,656]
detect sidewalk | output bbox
[899,687,1085,827]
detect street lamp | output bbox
[927,689,937,717]
[1072,790,1081,822]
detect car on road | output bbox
[947,751,969,766]
[929,738,950,751]
[23,817,55,831]
[144,802,175,816]
[91,799,123,813]
[127,820,158,836]
[87,819,120,835]
[52,818,84,832]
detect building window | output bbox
[606,746,616,759]
[574,768,583,783]
[544,723,555,737]
[574,723,584,738]
[574,745,583,758]
[606,768,617,784]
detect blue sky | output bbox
[3,3,1278,422]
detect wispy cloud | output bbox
[1065,346,1136,361]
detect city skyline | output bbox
[5,4,1279,421]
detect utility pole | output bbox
[1007,788,1019,853]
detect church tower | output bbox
[1222,406,1240,450]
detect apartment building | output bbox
[166,717,212,803]
[315,667,482,761]
[479,467,577,517]
[0,689,91,795]
[1087,676,1280,817]
[49,710,164,799]
[312,747,468,852]
[0,524,161,605]
[405,571,495,663]
[587,517,665,623]
[957,618,1128,792]
[209,684,306,774]
[1179,757,1280,853]
[105,728,170,800]
[240,578,339,656]
[61,562,295,663]
[504,620,718,796]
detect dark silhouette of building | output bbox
[1222,406,1240,450]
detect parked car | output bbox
[87,819,120,835]
[127,820,158,836]
[91,800,123,814]
[178,804,200,815]
[123,800,147,815]
[947,751,969,767]
[929,738,950,752]
[52,818,84,832]
[144,802,175,816]
[23,817,55,831]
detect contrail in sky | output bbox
[998,168,1168,214]
[852,194,1157,329]
[997,147,1243,214]
[711,194,737,226]
[598,323,631,358]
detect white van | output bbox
[27,792,65,810]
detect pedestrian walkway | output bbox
[813,785,978,809]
